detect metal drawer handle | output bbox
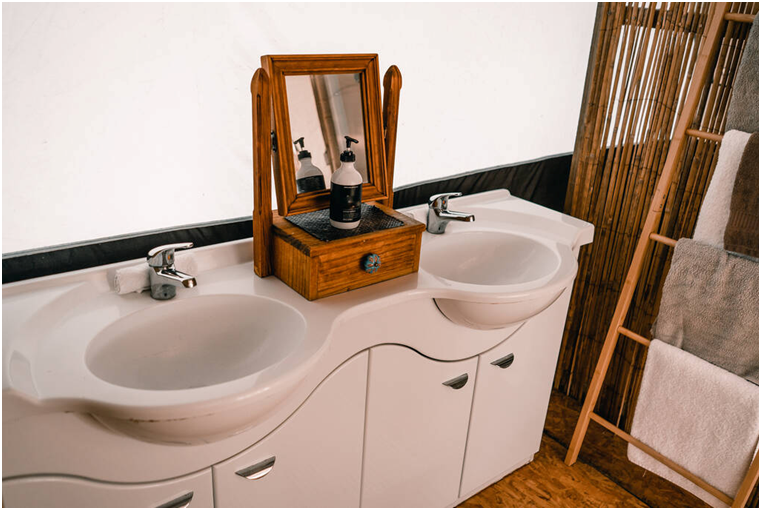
[236,456,276,480]
[157,491,193,508]
[443,373,469,390]
[491,353,515,369]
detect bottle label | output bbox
[296,175,326,193]
[330,183,362,223]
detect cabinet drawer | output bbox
[316,233,418,297]
[2,469,212,508]
[213,352,368,507]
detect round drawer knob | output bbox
[363,254,381,273]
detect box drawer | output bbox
[316,232,418,297]
[271,202,423,301]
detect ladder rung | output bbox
[617,326,651,346]
[588,412,734,506]
[649,233,678,247]
[685,128,724,142]
[724,12,756,23]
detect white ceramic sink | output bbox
[423,231,560,289]
[6,284,325,445]
[86,295,305,391]
[420,215,579,329]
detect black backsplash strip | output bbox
[393,152,572,211]
[2,153,571,284]
[2,219,253,285]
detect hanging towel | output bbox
[628,340,759,508]
[693,130,751,247]
[653,238,759,385]
[726,15,759,133]
[724,132,759,258]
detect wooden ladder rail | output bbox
[564,4,759,508]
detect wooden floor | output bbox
[460,434,647,508]
[460,391,710,508]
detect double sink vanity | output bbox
[2,190,593,507]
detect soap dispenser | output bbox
[294,137,326,193]
[330,136,363,229]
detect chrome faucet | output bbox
[147,243,197,300]
[426,192,475,234]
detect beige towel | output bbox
[628,340,759,508]
[693,130,751,247]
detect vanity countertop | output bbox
[2,189,593,480]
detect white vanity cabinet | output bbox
[459,291,571,497]
[212,352,368,508]
[360,344,478,507]
[1,469,213,508]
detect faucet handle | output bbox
[147,242,194,268]
[428,192,462,210]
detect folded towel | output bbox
[653,238,759,384]
[628,340,759,508]
[724,132,759,258]
[693,130,752,247]
[726,15,759,133]
[113,254,198,294]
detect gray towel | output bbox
[653,238,759,385]
[726,16,759,133]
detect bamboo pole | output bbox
[564,2,729,466]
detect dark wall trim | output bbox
[2,153,571,285]
[2,219,253,285]
[393,152,571,211]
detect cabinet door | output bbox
[213,351,368,508]
[361,345,477,507]
[459,291,570,497]
[2,469,212,508]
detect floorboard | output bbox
[543,391,708,508]
[460,391,715,508]
[460,434,647,508]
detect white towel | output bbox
[693,130,752,248]
[113,254,198,294]
[628,340,759,507]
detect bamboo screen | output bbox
[557,0,758,443]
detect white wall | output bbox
[2,3,596,253]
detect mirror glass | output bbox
[285,74,368,194]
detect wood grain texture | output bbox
[381,65,402,208]
[251,68,273,277]
[262,54,389,216]
[460,434,648,509]
[271,202,423,300]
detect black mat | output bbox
[285,204,404,242]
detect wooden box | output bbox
[271,202,424,300]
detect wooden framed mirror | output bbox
[262,54,390,216]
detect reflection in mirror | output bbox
[285,74,368,194]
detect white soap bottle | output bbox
[294,137,326,193]
[330,136,362,229]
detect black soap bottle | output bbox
[294,137,326,193]
[329,136,362,229]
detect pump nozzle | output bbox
[344,136,359,149]
[340,136,359,163]
[293,136,311,160]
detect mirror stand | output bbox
[251,65,404,279]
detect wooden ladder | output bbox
[564,3,759,508]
